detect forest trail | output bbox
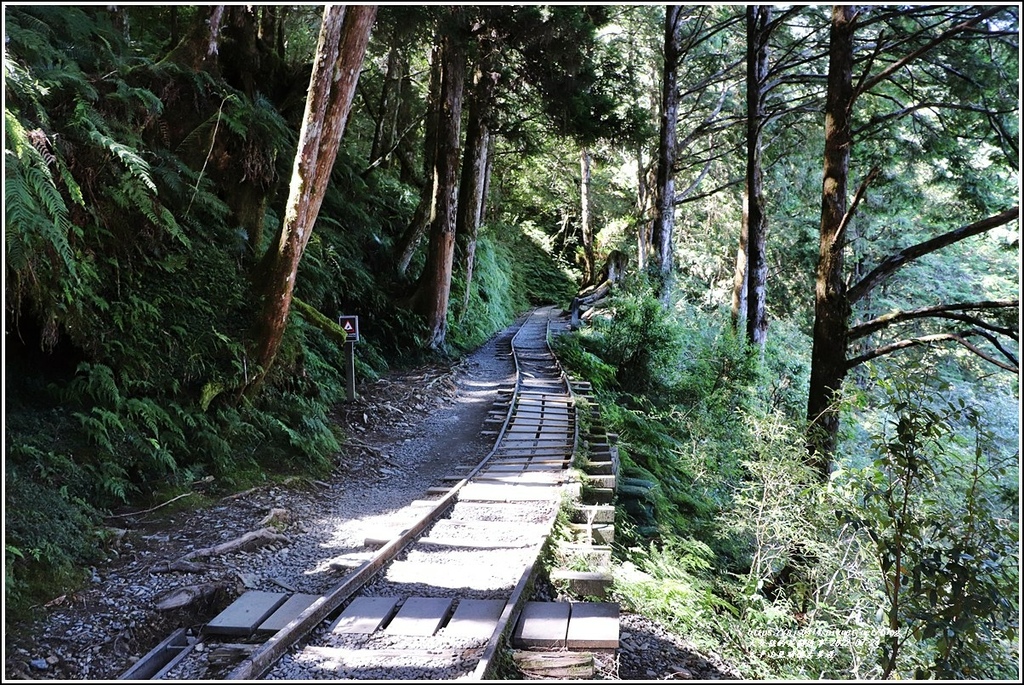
[4,308,739,681]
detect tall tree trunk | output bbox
[744,5,770,350]
[806,5,856,475]
[580,147,595,286]
[456,58,496,319]
[413,21,465,349]
[480,133,494,226]
[651,5,683,303]
[395,45,442,277]
[249,5,377,391]
[162,5,226,72]
[635,146,651,272]
[730,192,748,331]
[369,44,405,170]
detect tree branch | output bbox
[846,331,1019,373]
[849,300,1019,340]
[853,7,1004,101]
[853,101,1019,140]
[837,166,880,249]
[674,177,743,205]
[968,327,1020,368]
[847,207,1019,304]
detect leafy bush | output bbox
[577,279,685,396]
[832,372,1020,679]
[5,461,102,617]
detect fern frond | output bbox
[88,130,156,192]
[112,173,191,247]
[4,118,78,277]
[108,81,163,116]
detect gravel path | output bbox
[4,312,742,681]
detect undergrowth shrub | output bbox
[447,232,520,352]
[832,370,1020,679]
[5,462,102,618]
[577,278,684,396]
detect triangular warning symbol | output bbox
[343,322,354,332]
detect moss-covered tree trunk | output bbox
[250,5,377,391]
[456,49,497,318]
[413,18,465,349]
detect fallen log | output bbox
[151,559,210,574]
[570,250,628,327]
[182,528,290,562]
[259,508,291,528]
[155,581,230,612]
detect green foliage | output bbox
[832,371,1019,679]
[447,233,518,352]
[613,538,738,661]
[448,223,575,352]
[584,284,684,395]
[720,413,825,598]
[4,460,102,616]
[550,334,618,392]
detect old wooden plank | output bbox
[458,483,561,502]
[444,599,506,638]
[415,536,533,549]
[302,645,482,666]
[205,591,289,636]
[329,595,400,634]
[512,651,595,678]
[384,596,454,636]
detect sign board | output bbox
[338,315,360,343]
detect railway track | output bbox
[121,306,590,680]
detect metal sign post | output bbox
[338,315,360,401]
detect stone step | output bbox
[256,593,320,634]
[585,460,615,475]
[330,596,400,634]
[572,504,615,524]
[443,598,506,638]
[583,487,615,504]
[550,570,614,599]
[566,523,615,545]
[585,474,616,489]
[556,543,613,568]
